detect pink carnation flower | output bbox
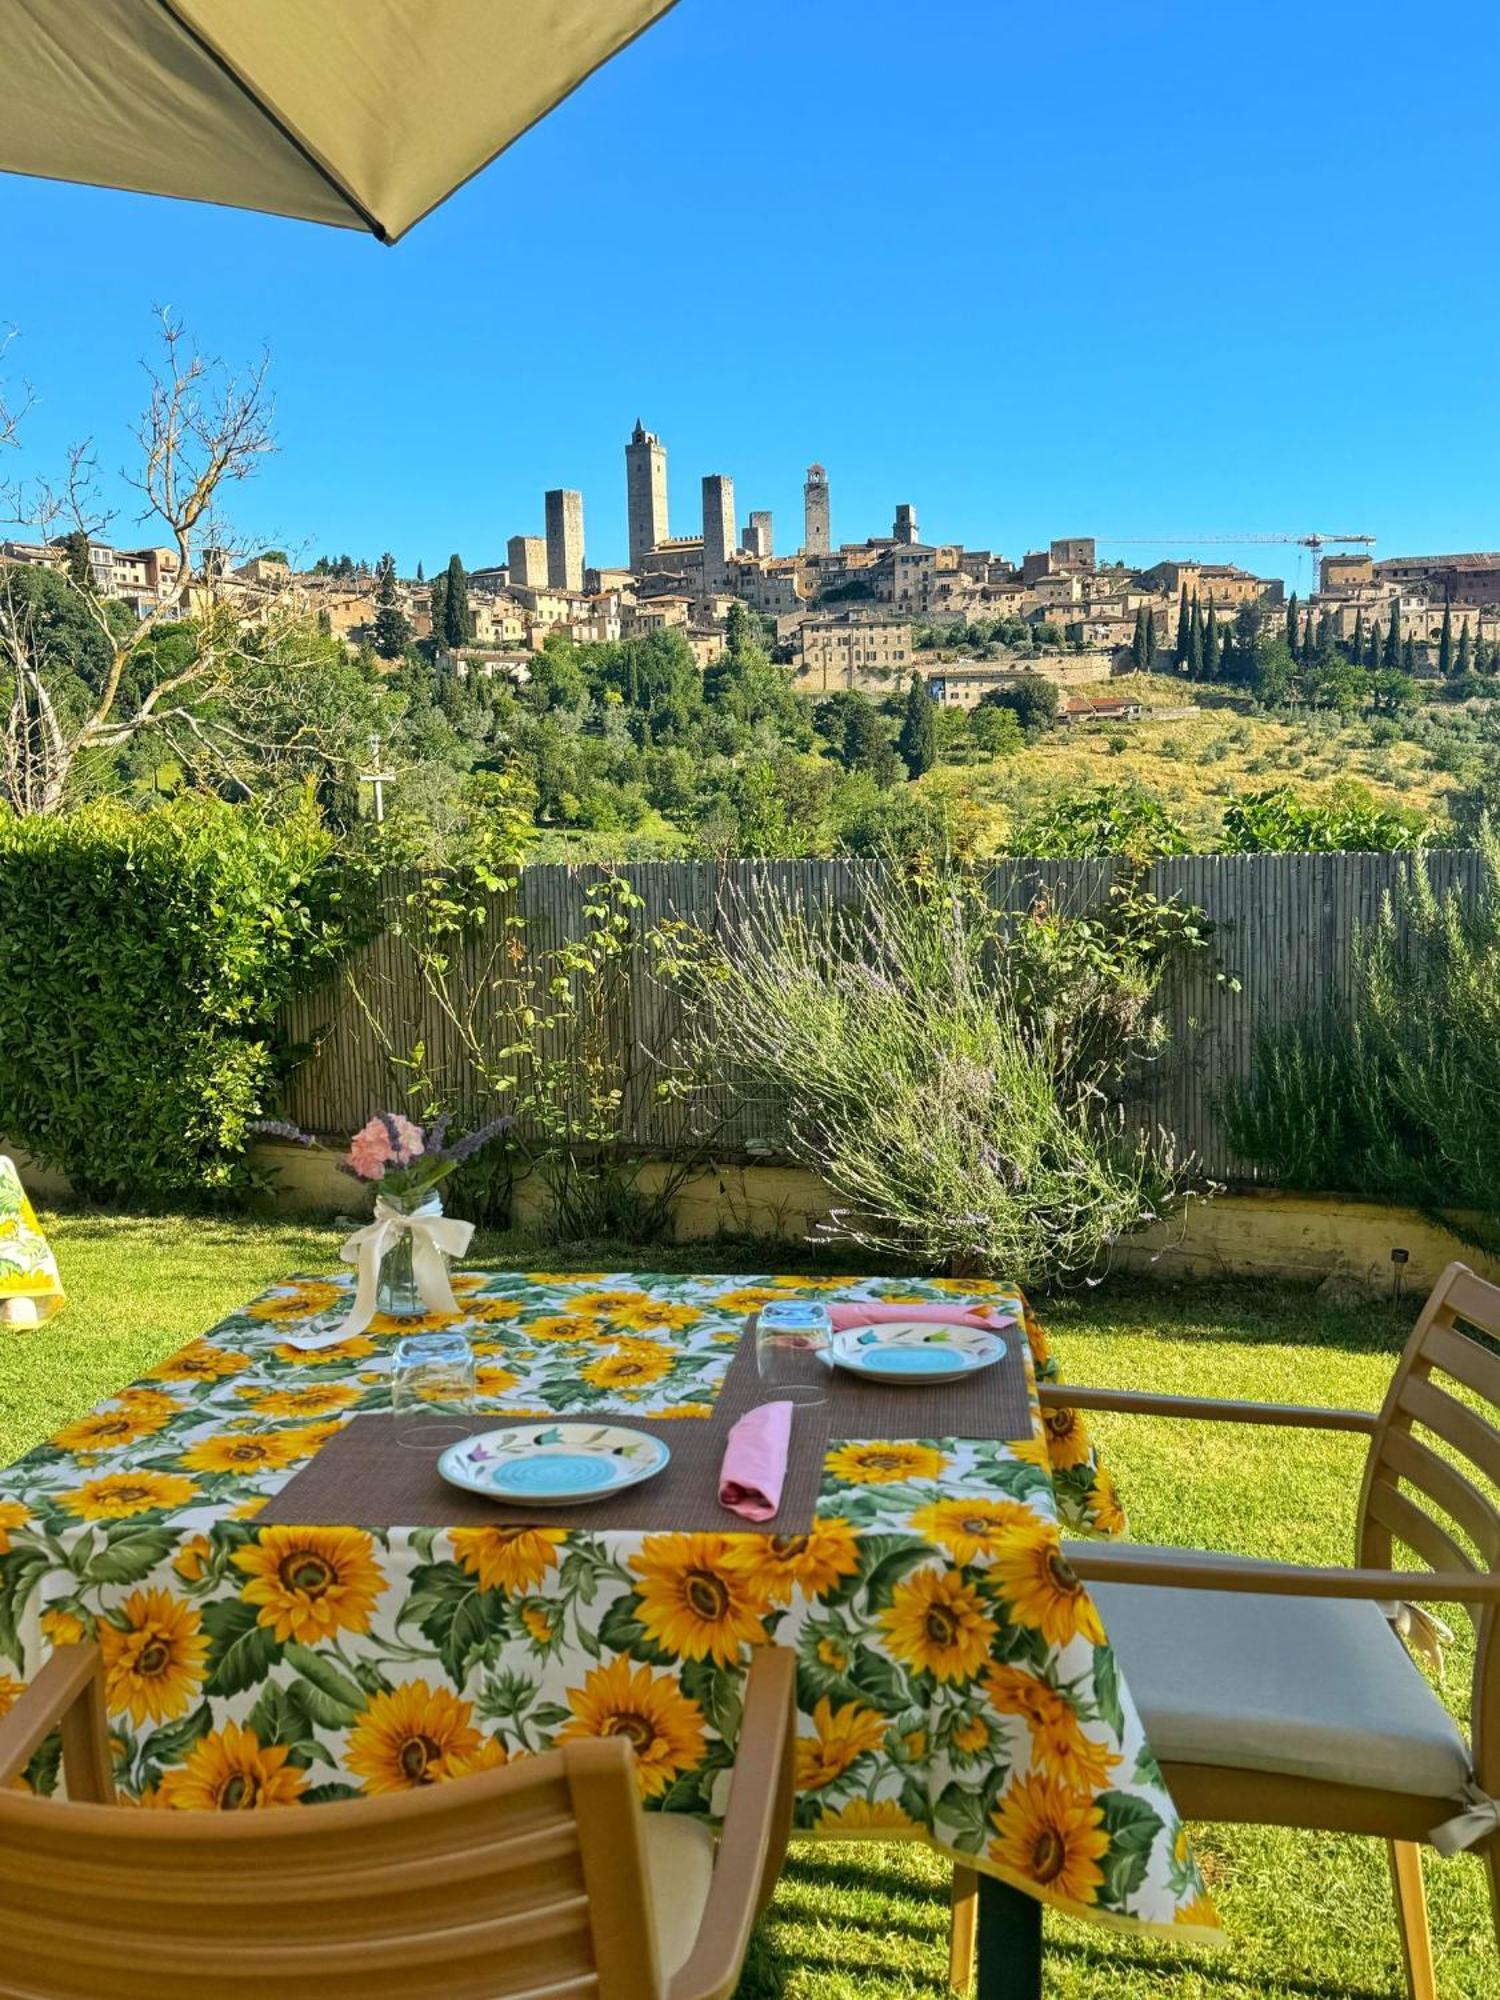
[388,1115,425,1165]
[346,1117,395,1180]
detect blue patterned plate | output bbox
[437,1422,670,1506]
[825,1319,1009,1386]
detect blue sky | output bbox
[0,0,1495,596]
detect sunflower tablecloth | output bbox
[0,1270,1218,1941]
[0,1157,64,1323]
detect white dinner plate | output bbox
[437,1422,670,1506]
[824,1319,1009,1385]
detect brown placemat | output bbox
[257,1405,830,1533]
[259,1310,1033,1534]
[729,1311,1035,1442]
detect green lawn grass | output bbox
[4,1212,1495,1997]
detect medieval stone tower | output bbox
[625,419,668,574]
[702,473,736,590]
[544,488,584,593]
[803,463,830,555]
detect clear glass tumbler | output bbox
[754,1299,832,1405]
[392,1329,475,1449]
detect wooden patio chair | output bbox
[949,1259,1500,1998]
[0,1640,797,2000]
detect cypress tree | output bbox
[1188,595,1204,678]
[1350,607,1364,663]
[1145,606,1157,665]
[1457,620,1472,677]
[372,551,412,660]
[1285,593,1299,659]
[897,671,937,778]
[1315,611,1331,657]
[1176,583,1191,666]
[1438,598,1454,677]
[1203,595,1220,679]
[1131,606,1149,673]
[1365,617,1381,669]
[442,553,472,649]
[1403,632,1417,674]
[1384,610,1402,669]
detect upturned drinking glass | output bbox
[754,1299,832,1405]
[392,1329,475,1449]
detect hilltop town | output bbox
[7,420,1496,707]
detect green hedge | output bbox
[0,797,355,1199]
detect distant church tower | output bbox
[625,420,668,574]
[702,473,736,591]
[803,463,830,555]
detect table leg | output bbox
[976,1874,1043,2000]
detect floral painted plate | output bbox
[824,1319,1009,1385]
[437,1422,670,1506]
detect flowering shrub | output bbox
[0,796,357,1199]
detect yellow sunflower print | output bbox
[451,1526,566,1595]
[100,1588,207,1727]
[988,1773,1109,1907]
[709,1286,782,1314]
[579,1345,673,1391]
[469,1297,524,1324]
[606,1299,701,1334]
[241,1384,360,1420]
[524,1314,603,1345]
[570,1289,652,1316]
[172,1533,214,1583]
[473,1363,521,1397]
[246,1280,345,1323]
[39,1608,88,1645]
[984,1665,1120,1792]
[0,1500,27,1554]
[909,1495,1035,1564]
[234,1525,385,1644]
[61,1471,196,1521]
[826,1441,949,1486]
[0,1674,23,1719]
[879,1566,997,1685]
[346,1680,482,1793]
[630,1533,771,1664]
[725,1520,861,1603]
[273,1335,376,1368]
[178,1430,305,1476]
[152,1342,251,1383]
[1085,1469,1126,1536]
[158,1723,306,1811]
[816,1797,915,1833]
[1042,1405,1093,1472]
[51,1406,170,1456]
[795,1697,888,1790]
[988,1522,1105,1649]
[558,1656,706,1799]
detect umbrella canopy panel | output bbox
[1,0,677,241]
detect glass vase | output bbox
[375,1190,446,1318]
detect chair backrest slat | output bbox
[1356,1260,1500,1800]
[0,1739,662,2000]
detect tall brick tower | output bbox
[803,463,830,555]
[544,488,584,592]
[702,473,736,590]
[625,420,668,573]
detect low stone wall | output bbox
[11,1137,1493,1296]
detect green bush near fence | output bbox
[1224,826,1500,1234]
[0,796,358,1200]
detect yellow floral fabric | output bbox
[0,1157,64,1322]
[0,1270,1218,1941]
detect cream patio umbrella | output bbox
[0,0,678,242]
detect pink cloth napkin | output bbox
[824,1301,1017,1335]
[719,1400,794,1521]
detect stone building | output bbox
[792,612,913,692]
[625,420,668,574]
[701,474,736,591]
[1373,552,1500,607]
[506,534,548,589]
[544,488,584,594]
[742,511,773,559]
[1138,560,1280,608]
[803,464,831,555]
[893,503,919,545]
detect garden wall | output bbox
[276,851,1492,1185]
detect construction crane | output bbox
[1099,532,1378,590]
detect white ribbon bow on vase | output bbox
[335,1199,476,1340]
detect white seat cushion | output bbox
[641,1813,717,1978]
[1090,1574,1472,1798]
